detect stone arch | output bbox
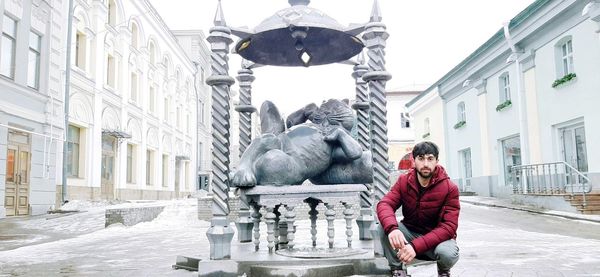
[73,6,91,31]
[70,92,93,124]
[126,117,142,143]
[147,127,159,148]
[101,106,121,130]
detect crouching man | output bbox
[376,142,460,277]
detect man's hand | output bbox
[388,229,408,250]
[397,244,416,264]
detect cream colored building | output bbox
[387,90,419,169]
[405,86,446,167]
[62,0,209,201]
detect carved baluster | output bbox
[285,205,297,250]
[343,202,354,248]
[325,203,336,249]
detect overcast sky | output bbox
[148,0,535,114]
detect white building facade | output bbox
[414,0,600,197]
[63,0,205,201]
[0,0,66,217]
[171,30,212,191]
[405,87,447,166]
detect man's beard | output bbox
[417,168,433,179]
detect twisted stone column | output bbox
[234,62,256,243]
[352,56,374,240]
[363,0,392,256]
[205,2,235,260]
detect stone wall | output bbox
[105,205,165,227]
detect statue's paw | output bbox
[231,168,257,187]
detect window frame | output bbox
[457,102,466,122]
[499,73,511,103]
[1,14,18,79]
[27,31,42,89]
[66,125,81,178]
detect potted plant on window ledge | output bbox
[496,100,512,112]
[453,120,466,129]
[551,73,577,88]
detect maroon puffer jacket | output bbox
[376,165,460,255]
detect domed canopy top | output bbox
[234,4,364,67]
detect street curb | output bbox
[460,199,600,224]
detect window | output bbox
[1,15,17,79]
[457,102,466,122]
[400,112,411,128]
[184,162,189,189]
[198,142,203,171]
[66,125,81,177]
[108,0,117,27]
[186,113,190,133]
[106,54,115,87]
[75,32,86,70]
[162,154,169,187]
[27,32,42,89]
[176,106,181,129]
[164,97,169,122]
[499,73,511,102]
[459,148,472,191]
[127,144,136,183]
[130,73,138,103]
[149,86,156,114]
[560,39,574,76]
[424,118,430,135]
[199,100,205,124]
[149,42,156,64]
[131,22,138,49]
[146,149,154,186]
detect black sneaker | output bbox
[391,269,409,277]
[438,270,451,277]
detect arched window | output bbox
[148,41,156,64]
[131,22,139,49]
[108,0,117,27]
[499,72,511,102]
[457,102,466,122]
[554,36,574,78]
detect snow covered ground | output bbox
[1,200,600,276]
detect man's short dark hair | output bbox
[412,141,439,160]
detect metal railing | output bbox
[511,161,592,207]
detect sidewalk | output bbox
[460,195,600,224]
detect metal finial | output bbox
[370,0,382,22]
[214,0,227,26]
[289,0,310,6]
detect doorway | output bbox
[101,135,116,200]
[5,130,31,216]
[560,124,588,187]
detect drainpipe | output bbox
[62,0,75,204]
[503,22,529,193]
[192,61,200,191]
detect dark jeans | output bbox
[379,222,459,271]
